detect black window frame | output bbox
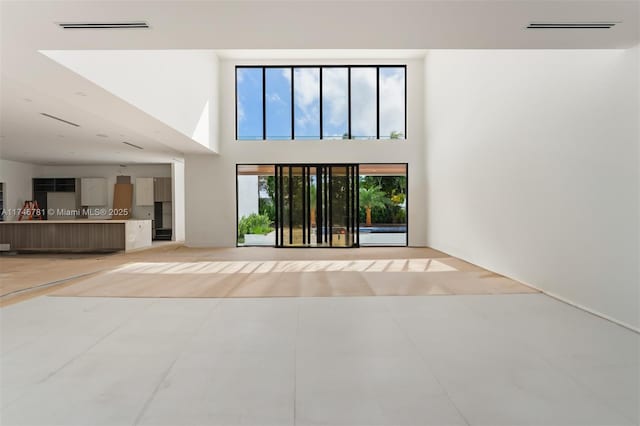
[235,65,407,141]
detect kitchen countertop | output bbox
[0,219,152,224]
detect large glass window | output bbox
[350,67,377,139]
[236,65,406,140]
[294,68,320,139]
[358,164,408,246]
[237,165,276,246]
[265,68,292,140]
[236,68,263,140]
[379,67,406,139]
[322,68,349,139]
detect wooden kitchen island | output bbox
[0,220,152,253]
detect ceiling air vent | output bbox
[40,113,80,127]
[122,141,144,150]
[58,21,149,30]
[527,22,618,29]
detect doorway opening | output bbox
[274,164,359,248]
[236,163,407,247]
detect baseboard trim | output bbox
[425,243,639,334]
[517,280,640,334]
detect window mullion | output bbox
[376,66,380,140]
[319,67,323,140]
[262,67,266,140]
[347,67,351,140]
[404,66,407,139]
[291,66,295,140]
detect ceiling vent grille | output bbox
[58,22,149,30]
[40,113,80,127]
[527,22,618,29]
[122,141,144,150]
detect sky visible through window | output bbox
[294,68,320,139]
[236,68,263,140]
[351,67,377,139]
[322,68,348,139]
[379,67,405,139]
[237,66,405,140]
[266,68,292,139]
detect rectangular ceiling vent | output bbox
[58,22,149,30]
[40,113,80,127]
[527,22,618,29]
[122,141,144,150]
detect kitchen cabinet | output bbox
[136,177,154,206]
[153,177,172,202]
[80,178,107,206]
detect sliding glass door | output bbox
[275,164,359,247]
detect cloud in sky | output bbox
[379,68,405,138]
[266,68,292,138]
[237,98,245,122]
[294,68,320,135]
[351,68,377,138]
[322,68,348,138]
[267,92,282,103]
[237,68,264,138]
[236,69,246,123]
[237,68,261,124]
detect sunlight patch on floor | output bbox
[113,258,458,274]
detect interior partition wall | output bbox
[274,164,359,248]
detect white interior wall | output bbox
[425,48,640,330]
[210,55,220,153]
[0,159,38,220]
[185,58,427,247]
[46,192,77,220]
[237,175,259,219]
[42,50,219,151]
[171,161,185,242]
[36,164,172,220]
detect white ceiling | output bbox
[0,0,638,165]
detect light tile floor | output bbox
[1,294,638,426]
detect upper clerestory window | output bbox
[236,65,406,140]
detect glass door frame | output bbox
[274,163,360,248]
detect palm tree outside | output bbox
[359,185,388,227]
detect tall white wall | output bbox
[171,162,186,242]
[0,159,38,221]
[42,50,219,151]
[425,48,640,329]
[185,58,427,247]
[37,164,171,220]
[237,175,259,219]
